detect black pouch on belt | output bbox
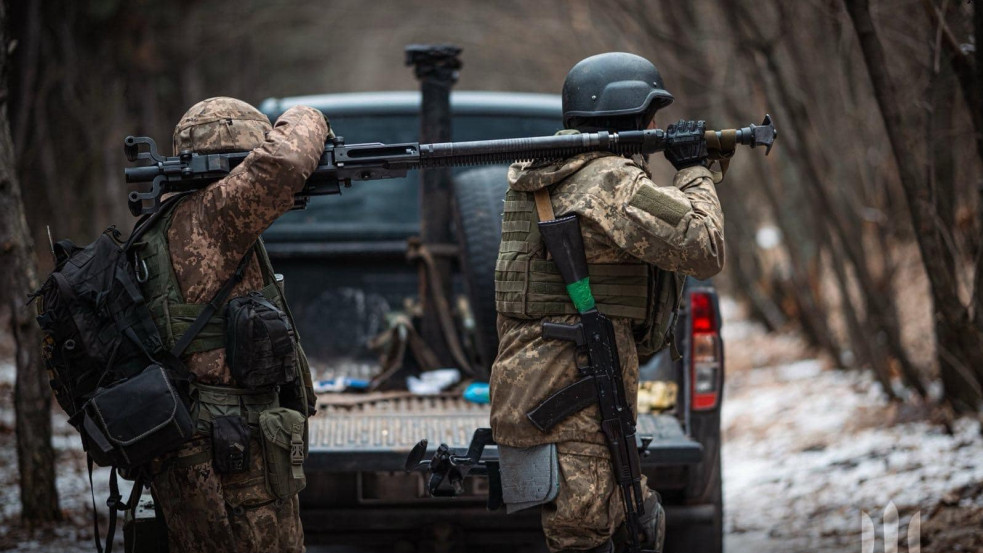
[212,415,251,474]
[226,292,297,390]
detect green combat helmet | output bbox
[562,52,674,132]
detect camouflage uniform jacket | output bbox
[149,105,327,553]
[166,105,329,385]
[489,152,724,450]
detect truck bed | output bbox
[307,393,702,472]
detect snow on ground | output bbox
[720,298,983,553]
[0,298,981,552]
[0,362,132,552]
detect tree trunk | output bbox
[721,2,844,363]
[920,0,983,167]
[0,0,61,523]
[845,0,983,411]
[827,233,899,398]
[734,1,927,395]
[973,2,983,333]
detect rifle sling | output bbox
[705,129,737,184]
[533,189,555,222]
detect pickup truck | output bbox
[258,91,724,553]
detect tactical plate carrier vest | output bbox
[495,188,685,357]
[130,198,314,428]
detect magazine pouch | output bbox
[212,415,251,475]
[226,292,296,390]
[259,407,307,499]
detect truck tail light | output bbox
[690,291,721,411]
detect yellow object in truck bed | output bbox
[638,380,678,414]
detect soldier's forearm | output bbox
[188,106,330,256]
[249,105,330,201]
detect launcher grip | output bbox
[704,113,777,158]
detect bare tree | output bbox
[845,0,983,411]
[0,0,60,524]
[7,0,982,413]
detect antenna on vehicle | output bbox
[46,225,55,264]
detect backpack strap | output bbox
[87,456,103,553]
[123,243,255,381]
[123,192,194,251]
[170,246,255,359]
[87,456,145,553]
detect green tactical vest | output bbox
[128,197,313,411]
[495,187,686,357]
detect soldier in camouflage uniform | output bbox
[490,54,725,552]
[145,97,330,553]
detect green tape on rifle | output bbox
[566,278,596,313]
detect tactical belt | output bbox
[148,380,281,473]
[192,382,280,433]
[148,437,213,472]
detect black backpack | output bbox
[37,227,165,425]
[33,195,251,552]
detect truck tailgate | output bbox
[307,394,701,471]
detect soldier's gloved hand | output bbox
[664,119,708,170]
[319,110,336,140]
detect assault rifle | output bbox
[404,214,659,552]
[532,213,649,552]
[123,115,776,215]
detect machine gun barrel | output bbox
[123,114,776,215]
[416,130,661,167]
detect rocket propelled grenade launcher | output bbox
[123,115,777,215]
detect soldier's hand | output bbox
[664,119,708,170]
[319,110,336,140]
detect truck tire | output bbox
[452,165,510,378]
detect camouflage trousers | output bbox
[542,442,653,553]
[150,435,305,553]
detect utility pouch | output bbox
[211,415,251,474]
[226,293,296,390]
[81,364,194,469]
[498,443,559,514]
[258,407,307,499]
[635,269,686,358]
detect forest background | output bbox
[0,0,980,532]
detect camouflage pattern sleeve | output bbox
[597,162,725,279]
[187,105,329,258]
